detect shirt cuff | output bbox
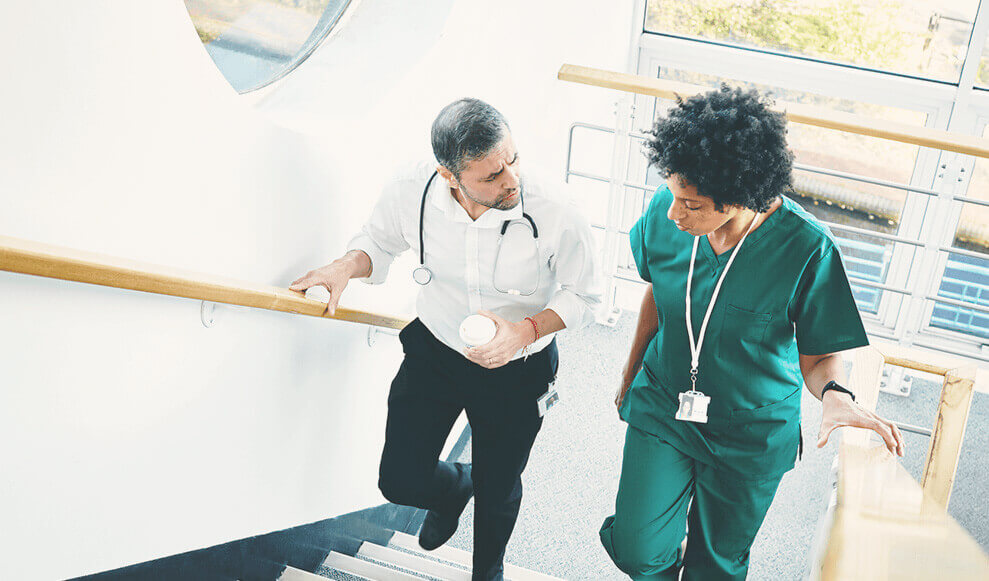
[346,234,392,285]
[546,289,594,331]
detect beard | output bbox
[457,177,523,211]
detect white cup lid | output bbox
[459,315,497,346]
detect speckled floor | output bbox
[442,313,988,580]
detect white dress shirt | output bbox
[347,162,603,359]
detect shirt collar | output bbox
[428,174,524,226]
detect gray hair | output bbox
[431,98,509,177]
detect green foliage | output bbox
[649,0,910,70]
[979,60,989,86]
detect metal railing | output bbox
[563,122,989,339]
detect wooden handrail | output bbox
[848,346,977,511]
[558,64,989,159]
[820,442,989,580]
[920,366,977,510]
[816,347,988,579]
[0,235,410,330]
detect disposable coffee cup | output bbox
[459,314,497,347]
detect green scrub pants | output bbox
[600,425,783,580]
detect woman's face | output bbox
[664,174,741,236]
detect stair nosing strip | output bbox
[389,531,473,567]
[279,565,339,581]
[387,531,565,581]
[323,550,425,581]
[359,542,471,580]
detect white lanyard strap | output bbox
[685,212,761,391]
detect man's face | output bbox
[448,130,522,211]
[665,173,737,236]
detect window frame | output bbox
[621,1,989,361]
[186,0,357,95]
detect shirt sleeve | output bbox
[629,188,663,283]
[345,182,410,285]
[545,205,604,331]
[791,244,870,355]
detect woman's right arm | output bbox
[616,284,659,408]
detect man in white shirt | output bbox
[290,98,601,581]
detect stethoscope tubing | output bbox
[415,171,539,295]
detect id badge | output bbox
[675,390,710,423]
[537,380,560,417]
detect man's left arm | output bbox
[463,205,603,369]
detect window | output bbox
[645,0,980,83]
[567,3,989,359]
[184,0,353,93]
[930,123,989,339]
[976,28,989,88]
[644,67,929,316]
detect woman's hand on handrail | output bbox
[818,390,905,457]
[289,250,371,316]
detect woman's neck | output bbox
[707,197,782,252]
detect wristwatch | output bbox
[821,380,856,402]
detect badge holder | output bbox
[537,379,560,417]
[675,391,710,423]
[676,368,709,424]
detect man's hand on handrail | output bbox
[289,250,371,316]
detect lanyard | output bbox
[685,212,760,392]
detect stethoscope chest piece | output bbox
[412,266,433,285]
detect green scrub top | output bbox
[619,185,869,479]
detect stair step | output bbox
[323,551,425,580]
[359,542,470,580]
[388,532,564,581]
[280,565,335,581]
[389,532,473,569]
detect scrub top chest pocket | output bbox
[720,303,772,352]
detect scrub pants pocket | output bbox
[722,387,802,478]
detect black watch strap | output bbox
[822,380,855,402]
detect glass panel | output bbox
[952,125,989,253]
[568,126,619,183]
[642,67,927,313]
[184,0,352,93]
[567,175,612,231]
[930,255,989,339]
[929,124,989,339]
[976,28,989,88]
[645,0,980,83]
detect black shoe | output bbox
[418,463,473,551]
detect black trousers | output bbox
[378,318,558,581]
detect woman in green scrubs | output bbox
[600,85,906,580]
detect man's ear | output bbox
[436,165,457,188]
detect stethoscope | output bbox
[413,171,541,296]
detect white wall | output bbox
[0,1,633,579]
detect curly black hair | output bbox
[645,84,794,213]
